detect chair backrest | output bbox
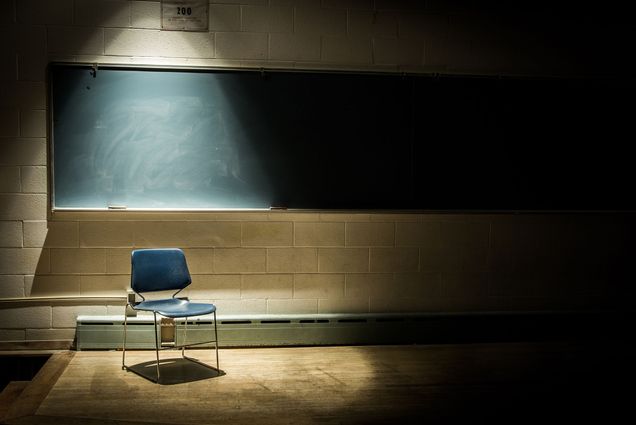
[131,248,192,294]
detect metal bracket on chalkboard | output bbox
[90,63,98,78]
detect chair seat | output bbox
[133,298,216,318]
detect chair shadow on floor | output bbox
[126,357,225,385]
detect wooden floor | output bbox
[2,341,635,424]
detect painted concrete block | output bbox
[209,4,240,31]
[187,274,241,299]
[215,32,267,60]
[52,305,108,328]
[0,305,51,329]
[345,273,393,298]
[80,274,129,296]
[294,273,344,299]
[0,108,19,137]
[0,247,48,274]
[348,10,397,37]
[318,248,369,272]
[241,274,293,299]
[214,248,266,273]
[267,298,317,314]
[346,222,394,247]
[242,222,293,247]
[23,221,79,248]
[322,36,372,64]
[75,0,131,28]
[370,247,419,272]
[295,222,345,247]
[80,222,134,247]
[0,194,46,220]
[26,274,80,297]
[211,298,267,315]
[48,27,104,55]
[373,37,423,65]
[295,6,346,36]
[20,166,46,193]
[267,248,317,272]
[16,0,73,25]
[26,328,76,341]
[269,33,320,61]
[181,248,214,274]
[0,139,46,166]
[134,221,241,248]
[131,0,160,29]
[50,248,107,274]
[241,5,293,33]
[104,28,214,58]
[0,275,25,298]
[19,110,46,137]
[0,166,20,192]
[318,297,369,314]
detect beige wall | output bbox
[0,0,633,347]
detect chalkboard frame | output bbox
[48,62,636,213]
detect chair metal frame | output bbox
[121,249,219,383]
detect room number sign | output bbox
[161,0,209,31]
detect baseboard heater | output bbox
[75,310,629,350]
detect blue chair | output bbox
[121,248,219,383]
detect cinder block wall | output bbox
[0,0,634,348]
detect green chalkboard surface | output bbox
[50,63,634,210]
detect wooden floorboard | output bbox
[2,352,74,423]
[3,341,635,424]
[0,382,29,422]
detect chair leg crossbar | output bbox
[122,307,220,383]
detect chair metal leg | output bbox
[153,311,161,382]
[122,303,128,370]
[179,314,220,373]
[213,310,219,371]
[182,317,188,358]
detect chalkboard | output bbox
[50,63,635,210]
